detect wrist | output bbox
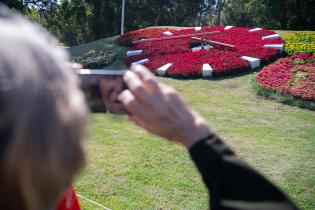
[180,119,213,149]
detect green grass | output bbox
[70,31,315,210]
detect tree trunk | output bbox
[154,8,161,25]
[92,0,102,39]
[216,0,225,26]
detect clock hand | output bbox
[191,37,235,48]
[132,31,221,44]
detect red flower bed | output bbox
[257,54,315,101]
[116,28,177,46]
[118,26,284,77]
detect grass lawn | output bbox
[69,31,315,210]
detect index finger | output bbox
[123,71,152,103]
[130,64,160,94]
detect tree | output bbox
[123,0,216,31]
[215,0,226,26]
[85,0,120,40]
[223,0,315,30]
[0,0,24,11]
[49,0,91,45]
[2,0,219,44]
[222,0,254,27]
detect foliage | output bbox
[73,50,116,68]
[124,0,216,29]
[124,27,283,77]
[85,0,120,40]
[49,0,91,45]
[257,54,315,103]
[3,0,314,45]
[0,0,23,10]
[223,0,315,30]
[0,0,58,11]
[25,7,47,27]
[290,71,309,87]
[282,33,315,56]
[2,0,218,45]
[222,0,254,27]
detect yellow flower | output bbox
[282,32,315,55]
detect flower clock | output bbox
[118,26,284,78]
[257,54,315,101]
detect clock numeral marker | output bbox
[263,44,284,53]
[131,59,149,65]
[224,26,234,30]
[241,56,260,69]
[202,64,213,77]
[157,63,173,76]
[262,34,280,40]
[163,31,173,36]
[195,27,202,32]
[127,50,143,57]
[249,28,263,32]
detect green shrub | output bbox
[73,51,116,68]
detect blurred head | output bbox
[0,5,89,210]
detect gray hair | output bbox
[0,5,89,210]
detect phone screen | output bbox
[77,69,128,114]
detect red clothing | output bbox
[57,187,81,210]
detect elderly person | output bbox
[0,4,298,210]
[0,5,87,210]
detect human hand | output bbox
[99,76,126,114]
[67,62,83,72]
[118,65,212,149]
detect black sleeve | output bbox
[189,134,299,210]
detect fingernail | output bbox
[118,91,125,101]
[125,70,134,79]
[118,90,130,101]
[131,64,141,71]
